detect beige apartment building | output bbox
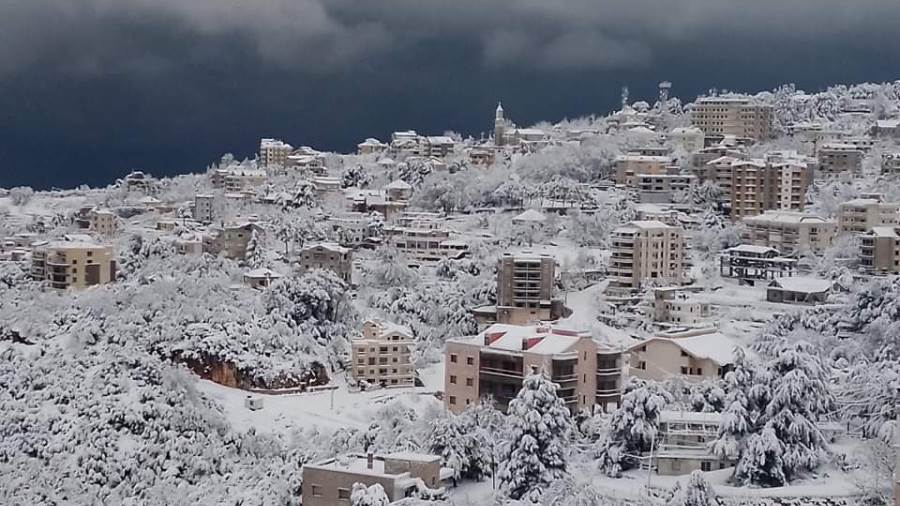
[817,142,864,175]
[609,221,685,292]
[690,97,774,141]
[838,197,899,234]
[628,330,737,382]
[259,138,293,168]
[742,211,836,255]
[193,194,215,224]
[634,173,696,204]
[302,452,442,506]
[614,155,676,186]
[297,243,352,283]
[31,241,116,290]
[351,319,416,388]
[444,323,626,414]
[729,159,812,220]
[860,227,900,274]
[652,288,712,326]
[88,209,118,236]
[496,252,556,325]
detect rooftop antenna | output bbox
[621,86,630,110]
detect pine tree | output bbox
[596,379,673,477]
[350,482,389,506]
[426,415,469,482]
[671,470,718,506]
[734,427,787,486]
[498,370,573,502]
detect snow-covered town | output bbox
[3,80,900,506]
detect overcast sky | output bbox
[1,0,899,188]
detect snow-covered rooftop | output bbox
[769,277,832,294]
[512,209,547,223]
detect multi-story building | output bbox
[860,227,900,274]
[297,243,352,283]
[614,155,676,186]
[121,171,156,194]
[817,142,864,175]
[656,411,734,475]
[357,138,388,155]
[211,222,262,260]
[873,118,900,139]
[259,138,293,168]
[287,146,327,175]
[496,252,556,325]
[351,319,416,388]
[882,153,900,175]
[609,221,685,292]
[444,323,626,414]
[729,159,813,220]
[242,268,283,289]
[88,208,118,236]
[194,194,215,224]
[302,452,442,506]
[326,213,381,248]
[634,173,696,204]
[742,211,836,255]
[690,97,774,141]
[212,169,267,193]
[31,241,116,290]
[627,329,737,382]
[384,179,413,202]
[719,244,797,281]
[838,197,899,234]
[652,288,711,326]
[383,225,467,264]
[424,136,456,158]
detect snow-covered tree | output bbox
[734,427,787,487]
[498,371,573,502]
[596,379,673,477]
[426,415,470,482]
[670,470,717,506]
[351,482,389,506]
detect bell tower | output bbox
[494,102,506,147]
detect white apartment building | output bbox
[609,221,685,292]
[838,197,899,234]
[656,411,734,475]
[652,288,711,326]
[351,319,416,388]
[690,97,774,141]
[628,330,737,383]
[742,211,836,255]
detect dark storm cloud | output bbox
[1,1,899,189]
[3,0,899,76]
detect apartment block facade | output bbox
[690,97,774,141]
[351,320,416,388]
[31,242,116,290]
[297,243,353,283]
[729,159,812,220]
[817,143,864,175]
[302,453,441,506]
[838,198,899,234]
[444,323,626,414]
[259,138,293,168]
[860,227,900,274]
[742,211,836,255]
[609,221,685,292]
[88,209,118,236]
[496,252,556,325]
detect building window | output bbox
[638,361,647,370]
[466,377,473,387]
[450,354,457,363]
[338,488,350,499]
[466,356,474,365]
[450,375,457,384]
[449,396,457,405]
[680,366,688,375]
[701,461,712,472]
[311,485,323,497]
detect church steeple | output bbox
[494,101,506,147]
